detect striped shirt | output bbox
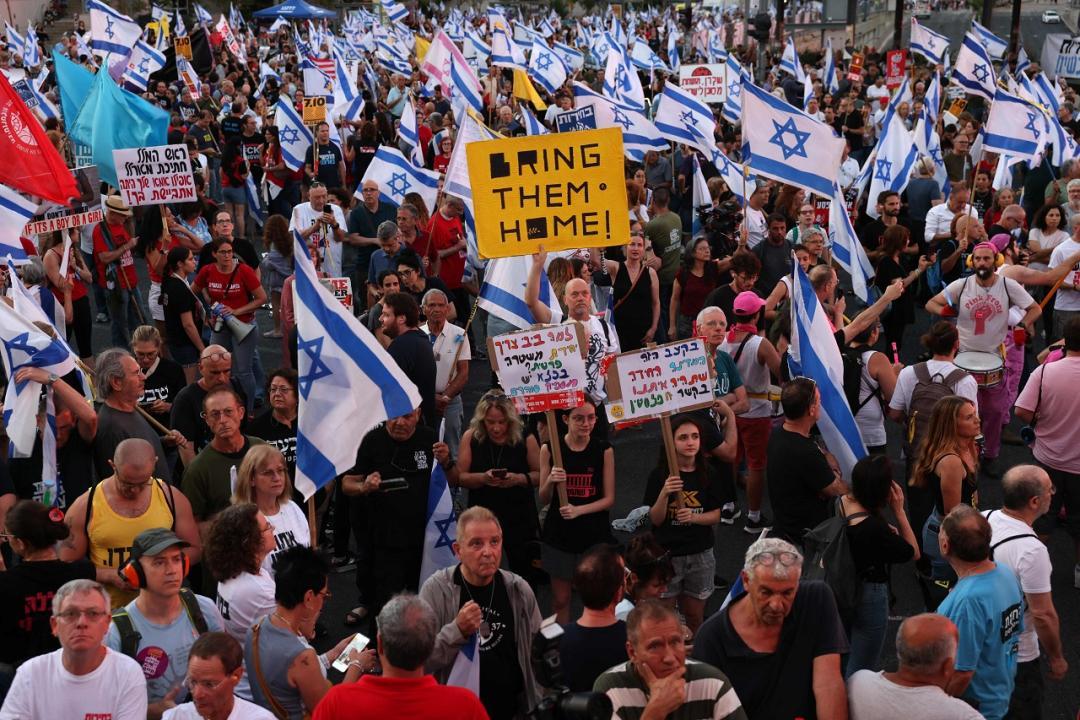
[593,659,748,720]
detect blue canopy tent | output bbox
[251,0,336,20]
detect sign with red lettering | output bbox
[112,144,196,206]
[847,52,864,81]
[319,277,353,310]
[885,49,907,89]
[488,324,589,410]
[678,63,728,104]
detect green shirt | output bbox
[646,210,684,285]
[713,349,744,398]
[181,436,265,521]
[593,659,747,720]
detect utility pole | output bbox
[893,0,904,50]
[1008,0,1021,61]
[980,0,992,30]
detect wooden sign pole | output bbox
[659,413,684,510]
[307,497,318,548]
[544,409,569,508]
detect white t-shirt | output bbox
[744,206,767,249]
[422,321,472,394]
[889,359,979,414]
[164,696,276,719]
[0,647,148,720]
[1049,238,1080,312]
[583,315,620,403]
[1028,228,1070,272]
[865,84,890,101]
[262,501,312,574]
[923,203,978,244]
[289,202,347,277]
[985,509,1051,663]
[847,670,983,720]
[216,569,277,643]
[942,275,1034,353]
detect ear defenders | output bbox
[119,551,190,589]
[965,252,1005,269]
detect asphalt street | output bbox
[904,5,1076,63]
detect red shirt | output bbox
[433,152,452,174]
[192,261,261,322]
[92,221,138,290]
[428,210,465,289]
[46,245,87,302]
[406,227,432,264]
[311,675,489,720]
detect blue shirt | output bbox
[938,564,1023,720]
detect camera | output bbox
[528,618,612,720]
[699,198,743,257]
[1020,425,1036,445]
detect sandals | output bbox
[343,605,369,627]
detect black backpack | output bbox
[801,498,868,622]
[840,346,881,416]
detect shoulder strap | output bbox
[179,589,210,635]
[111,609,142,659]
[83,482,98,544]
[943,368,968,387]
[853,351,883,412]
[914,362,932,384]
[731,333,754,365]
[157,479,177,530]
[990,533,1040,556]
[251,621,290,720]
[598,317,611,345]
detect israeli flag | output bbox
[193,2,213,25]
[0,187,37,264]
[630,37,670,73]
[274,98,313,171]
[245,173,266,228]
[419,462,457,587]
[1033,72,1063,114]
[228,2,244,29]
[822,38,838,94]
[604,45,645,110]
[952,33,996,101]
[970,19,1007,61]
[398,95,426,167]
[803,74,815,111]
[983,87,1045,163]
[653,80,717,155]
[789,260,866,479]
[609,14,627,48]
[667,31,680,73]
[122,38,166,92]
[721,54,745,125]
[538,16,556,39]
[1015,45,1031,78]
[465,29,491,64]
[741,80,844,199]
[492,25,527,70]
[914,113,949,195]
[910,18,949,66]
[691,155,710,239]
[447,634,481,696]
[552,41,584,73]
[449,55,485,118]
[478,255,564,330]
[571,82,666,162]
[708,148,752,206]
[88,0,141,58]
[780,35,805,81]
[827,185,874,304]
[865,111,919,219]
[22,24,40,68]
[5,23,24,55]
[520,105,548,136]
[173,8,187,38]
[924,71,942,126]
[380,0,409,24]
[529,40,567,95]
[357,146,441,214]
[292,230,421,500]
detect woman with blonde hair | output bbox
[910,395,980,593]
[233,445,310,574]
[455,390,541,578]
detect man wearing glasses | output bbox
[170,345,249,468]
[161,632,274,719]
[0,579,148,719]
[692,538,848,720]
[105,529,223,719]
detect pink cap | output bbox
[988,233,1011,253]
[733,291,766,317]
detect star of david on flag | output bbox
[982,87,1047,162]
[420,462,458,586]
[952,33,996,100]
[768,117,811,160]
[274,99,313,171]
[356,146,441,213]
[653,80,717,156]
[571,81,666,162]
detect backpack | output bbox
[840,346,881,416]
[904,363,969,456]
[801,497,868,622]
[111,588,210,658]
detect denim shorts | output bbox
[661,548,716,601]
[221,186,246,205]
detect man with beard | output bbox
[859,190,903,262]
[692,538,848,719]
[380,292,437,427]
[926,243,1041,476]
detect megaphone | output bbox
[222,314,255,343]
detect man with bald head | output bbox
[347,179,396,309]
[985,465,1067,718]
[61,438,202,608]
[170,345,248,468]
[937,505,1024,720]
[848,614,982,719]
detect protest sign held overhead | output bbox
[603,338,715,423]
[467,127,629,259]
[113,144,196,206]
[303,95,327,125]
[488,323,588,414]
[678,64,728,103]
[554,106,597,133]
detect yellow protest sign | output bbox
[302,96,327,125]
[466,127,629,259]
[174,36,192,60]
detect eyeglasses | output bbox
[751,550,801,567]
[215,248,234,255]
[201,351,232,363]
[55,608,110,623]
[184,675,233,693]
[268,384,294,395]
[203,408,239,421]
[317,588,332,600]
[133,350,159,359]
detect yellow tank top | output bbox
[87,479,175,608]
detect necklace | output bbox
[272,611,300,636]
[488,442,505,470]
[462,576,497,640]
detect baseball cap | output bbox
[988,233,1011,253]
[130,528,189,560]
[733,291,766,317]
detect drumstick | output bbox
[890,342,899,365]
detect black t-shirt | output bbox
[304,142,344,187]
[455,568,522,720]
[161,275,203,352]
[874,256,915,323]
[248,411,297,478]
[6,431,95,510]
[220,114,244,140]
[691,581,849,720]
[643,466,722,556]
[858,218,895,254]
[558,621,628,693]
[848,514,916,583]
[169,380,249,456]
[466,436,538,543]
[703,283,765,333]
[766,428,836,543]
[176,100,199,123]
[139,359,187,429]
[541,438,611,553]
[387,329,437,427]
[0,559,96,665]
[351,425,435,550]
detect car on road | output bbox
[914,0,931,18]
[1043,9,1062,24]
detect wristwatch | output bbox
[46,373,59,386]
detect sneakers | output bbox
[94,312,109,324]
[744,514,772,535]
[720,506,741,525]
[330,554,356,573]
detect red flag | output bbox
[0,72,78,205]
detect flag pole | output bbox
[545,410,569,507]
[307,497,318,548]
[659,413,684,510]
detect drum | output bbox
[953,351,1004,388]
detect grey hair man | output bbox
[848,613,982,719]
[313,593,488,718]
[0,579,148,718]
[420,287,470,457]
[692,537,849,719]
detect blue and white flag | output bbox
[478,255,564,330]
[789,261,866,479]
[292,231,421,500]
[803,74,815,111]
[193,2,213,25]
[465,29,491,64]
[952,33,996,101]
[983,87,1045,162]
[529,40,567,95]
[122,38,166,92]
[910,18,949,66]
[4,23,23,55]
[22,24,40,68]
[709,148,752,206]
[630,37,670,73]
[245,173,266,228]
[822,38,838,94]
[491,25,527,70]
[380,0,409,23]
[301,55,334,97]
[419,462,457,587]
[914,113,949,195]
[865,111,919,219]
[1015,45,1031,78]
[398,95,426,167]
[720,54,745,125]
[0,187,39,264]
[552,41,584,73]
[827,184,874,303]
[447,633,481,696]
[924,71,941,127]
[88,0,141,58]
[173,8,187,37]
[667,31,680,73]
[571,82,666,162]
[653,80,717,155]
[520,105,548,135]
[970,19,1007,61]
[691,154,710,239]
[780,35,805,81]
[741,81,844,199]
[603,45,645,110]
[608,14,627,48]
[274,99,313,171]
[357,146,441,213]
[1033,72,1063,114]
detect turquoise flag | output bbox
[68,65,169,186]
[51,50,93,125]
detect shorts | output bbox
[540,543,583,581]
[168,343,200,367]
[221,186,246,205]
[661,548,716,601]
[1033,463,1080,538]
[147,281,164,322]
[735,416,772,471]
